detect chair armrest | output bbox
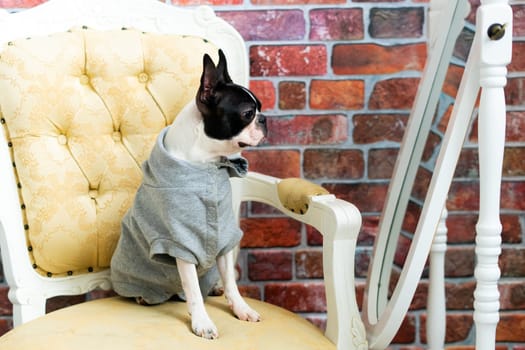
[231,172,367,349]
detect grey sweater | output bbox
[110,127,247,304]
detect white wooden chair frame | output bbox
[0,0,514,349]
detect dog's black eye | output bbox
[242,110,255,120]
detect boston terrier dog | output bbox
[110,49,267,339]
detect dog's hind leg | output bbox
[176,258,219,339]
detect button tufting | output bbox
[89,190,98,199]
[138,72,149,83]
[57,134,67,145]
[112,131,122,142]
[79,74,90,85]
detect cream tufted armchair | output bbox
[0,0,365,349]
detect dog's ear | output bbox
[199,53,218,104]
[198,50,232,106]
[217,49,233,84]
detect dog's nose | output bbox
[257,114,268,137]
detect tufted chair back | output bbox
[0,28,218,278]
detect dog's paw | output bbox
[229,298,260,322]
[191,314,219,339]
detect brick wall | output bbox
[0,0,524,349]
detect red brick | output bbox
[250,45,327,76]
[500,248,525,277]
[218,10,305,41]
[422,132,441,162]
[172,0,242,4]
[445,246,475,277]
[46,294,87,313]
[503,147,525,176]
[264,282,326,312]
[443,64,465,99]
[501,181,525,211]
[369,7,424,38]
[252,0,345,4]
[501,214,523,243]
[446,281,475,310]
[324,182,389,213]
[369,78,420,110]
[505,78,525,106]
[309,8,363,40]
[247,250,292,281]
[437,103,454,133]
[400,202,422,236]
[499,281,525,310]
[278,81,306,110]
[354,248,371,278]
[295,249,323,279]
[0,286,12,316]
[0,318,12,337]
[411,167,432,202]
[355,281,365,310]
[447,181,479,211]
[443,347,507,350]
[249,202,282,216]
[0,0,44,7]
[409,282,428,310]
[368,148,399,179]
[358,215,380,246]
[453,28,474,62]
[310,79,364,110]
[393,233,412,267]
[353,113,409,144]
[240,218,302,248]
[249,80,275,112]
[304,148,364,179]
[87,289,117,300]
[455,148,479,178]
[267,115,347,145]
[420,313,473,344]
[497,313,525,341]
[505,112,525,142]
[509,42,525,73]
[353,0,404,3]
[332,44,426,75]
[238,284,262,300]
[392,314,416,344]
[306,225,323,246]
[514,5,525,37]
[446,214,478,243]
[242,149,300,178]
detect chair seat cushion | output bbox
[0,297,335,349]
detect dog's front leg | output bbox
[217,251,260,322]
[176,258,219,339]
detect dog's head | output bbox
[196,50,267,152]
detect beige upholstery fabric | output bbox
[0,28,218,276]
[0,297,335,349]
